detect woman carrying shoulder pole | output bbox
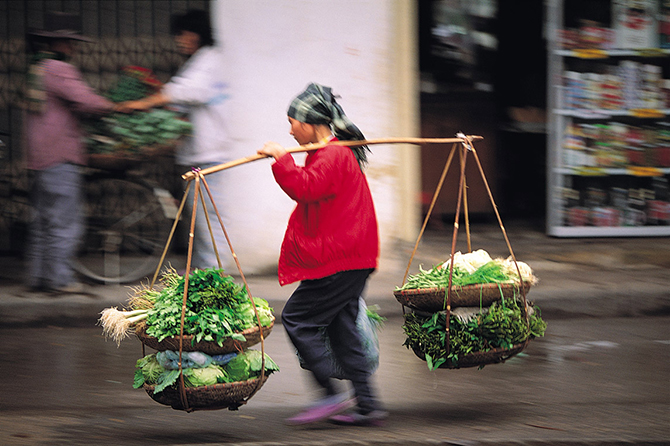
[258,83,387,427]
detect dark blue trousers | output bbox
[281,268,378,413]
[25,163,83,289]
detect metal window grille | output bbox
[0,0,210,252]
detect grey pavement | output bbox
[2,317,668,446]
[1,222,669,326]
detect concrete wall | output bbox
[209,0,420,275]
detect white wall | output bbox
[209,0,419,276]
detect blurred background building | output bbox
[0,0,548,270]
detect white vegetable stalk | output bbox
[99,307,149,346]
[439,249,493,274]
[499,257,538,285]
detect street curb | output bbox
[178,440,670,446]
[1,275,669,327]
[2,228,670,327]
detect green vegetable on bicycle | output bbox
[83,66,193,157]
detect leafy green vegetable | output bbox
[136,354,164,383]
[133,349,279,393]
[83,68,192,155]
[366,304,386,329]
[154,369,180,393]
[184,366,227,387]
[457,261,512,286]
[396,250,537,291]
[397,260,514,291]
[143,268,275,346]
[402,299,547,370]
[132,353,178,392]
[224,350,280,382]
[133,353,230,392]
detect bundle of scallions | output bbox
[396,249,537,291]
[100,307,151,345]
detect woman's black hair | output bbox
[170,9,214,47]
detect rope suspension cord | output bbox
[152,169,270,411]
[460,146,472,253]
[467,143,530,324]
[150,180,191,288]
[196,173,267,401]
[177,172,201,412]
[443,141,470,356]
[401,143,458,287]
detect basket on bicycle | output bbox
[84,66,192,170]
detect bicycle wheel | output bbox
[74,173,174,284]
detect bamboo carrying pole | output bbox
[181,136,483,180]
[142,134,489,408]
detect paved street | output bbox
[1,224,670,445]
[1,316,669,445]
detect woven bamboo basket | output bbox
[411,341,528,369]
[143,375,269,411]
[87,152,140,170]
[134,319,274,355]
[87,138,179,171]
[394,281,532,313]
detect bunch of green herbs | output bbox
[144,268,274,346]
[402,298,546,370]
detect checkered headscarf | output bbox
[287,83,370,169]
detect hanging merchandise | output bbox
[394,134,547,370]
[98,164,279,411]
[394,249,536,312]
[100,267,275,351]
[136,349,280,411]
[402,299,547,370]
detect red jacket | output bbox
[271,140,379,285]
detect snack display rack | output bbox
[547,0,670,236]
